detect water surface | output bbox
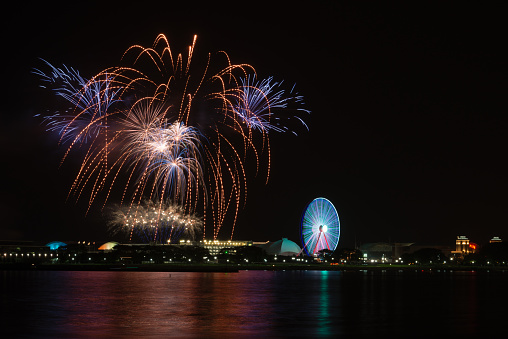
[1,270,506,337]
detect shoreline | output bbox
[2,262,508,273]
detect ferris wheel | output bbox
[300,197,340,256]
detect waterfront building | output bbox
[455,235,471,254]
[198,239,253,256]
[361,242,454,263]
[253,238,302,256]
[98,241,119,251]
[46,241,67,250]
[359,242,393,262]
[0,240,54,263]
[450,235,478,259]
[265,238,301,256]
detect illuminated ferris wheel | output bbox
[300,197,340,256]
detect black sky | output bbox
[1,2,506,248]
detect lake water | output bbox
[1,269,507,338]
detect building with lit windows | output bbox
[450,235,477,259]
[455,235,470,254]
[1,240,56,263]
[196,239,253,256]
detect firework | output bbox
[36,34,309,241]
[33,59,121,144]
[226,75,310,134]
[123,103,205,208]
[109,200,203,243]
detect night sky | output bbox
[1,3,506,248]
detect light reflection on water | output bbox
[1,270,507,337]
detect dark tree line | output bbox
[464,242,508,265]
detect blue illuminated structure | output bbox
[300,198,340,256]
[46,241,67,250]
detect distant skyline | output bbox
[1,3,506,248]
